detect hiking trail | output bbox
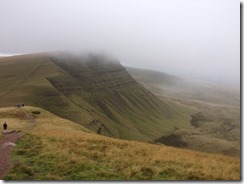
[0,107,36,178]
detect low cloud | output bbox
[0,0,239,87]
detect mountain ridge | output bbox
[0,53,192,141]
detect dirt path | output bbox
[20,108,36,129]
[0,108,35,178]
[0,132,21,178]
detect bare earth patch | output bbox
[0,131,21,178]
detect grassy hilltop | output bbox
[1,106,240,180]
[0,53,194,141]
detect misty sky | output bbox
[0,0,240,87]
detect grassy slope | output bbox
[127,67,240,156]
[167,98,240,157]
[0,53,96,128]
[2,106,240,180]
[0,54,194,141]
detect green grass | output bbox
[0,53,240,157]
[2,106,240,180]
[125,66,240,156]
[0,53,194,142]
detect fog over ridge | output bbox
[0,0,240,87]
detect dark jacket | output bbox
[3,122,7,130]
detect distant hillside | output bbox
[126,67,240,106]
[127,67,240,156]
[0,53,192,141]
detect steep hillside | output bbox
[1,106,240,180]
[127,67,240,156]
[0,53,193,141]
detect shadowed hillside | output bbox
[0,53,192,141]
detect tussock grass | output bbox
[2,107,240,180]
[0,107,29,132]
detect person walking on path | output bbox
[3,122,7,130]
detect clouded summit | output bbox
[0,0,240,86]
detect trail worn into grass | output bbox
[20,108,36,130]
[0,107,36,178]
[0,132,21,178]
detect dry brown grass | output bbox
[0,107,29,132]
[3,106,240,180]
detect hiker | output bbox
[3,122,7,130]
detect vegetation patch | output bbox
[31,111,41,115]
[190,112,209,128]
[2,106,240,180]
[155,134,188,148]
